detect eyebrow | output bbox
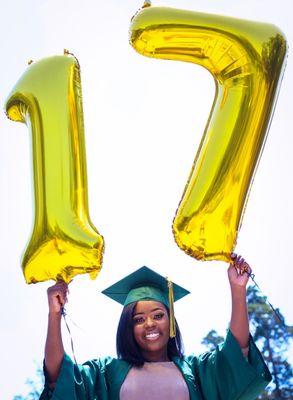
[133,307,164,317]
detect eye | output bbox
[154,313,164,320]
[133,316,145,324]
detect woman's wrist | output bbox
[48,310,62,321]
[230,284,247,296]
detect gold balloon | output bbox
[130,6,287,262]
[5,55,104,283]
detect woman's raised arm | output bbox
[228,254,251,353]
[44,281,68,383]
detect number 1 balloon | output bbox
[130,4,287,262]
[5,53,104,283]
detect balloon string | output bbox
[62,308,85,331]
[61,307,86,389]
[61,307,79,366]
[247,272,285,326]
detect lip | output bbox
[145,332,160,341]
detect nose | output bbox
[145,316,155,329]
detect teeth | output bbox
[146,333,160,339]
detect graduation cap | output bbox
[102,266,190,338]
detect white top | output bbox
[120,361,190,400]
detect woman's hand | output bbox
[228,254,251,289]
[47,281,69,315]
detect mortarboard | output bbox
[102,266,190,338]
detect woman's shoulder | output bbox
[172,354,199,368]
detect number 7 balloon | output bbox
[5,54,104,284]
[129,5,287,262]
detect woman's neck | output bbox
[141,350,170,362]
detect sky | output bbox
[0,0,292,398]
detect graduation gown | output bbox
[40,330,271,400]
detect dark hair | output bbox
[116,302,184,366]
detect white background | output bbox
[0,1,292,398]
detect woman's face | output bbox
[133,300,170,362]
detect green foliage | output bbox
[201,285,293,399]
[201,329,224,351]
[13,366,44,400]
[247,285,293,399]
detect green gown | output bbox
[40,330,271,400]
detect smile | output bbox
[145,332,160,341]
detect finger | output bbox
[50,287,67,298]
[242,262,249,271]
[229,253,237,267]
[231,255,238,266]
[243,264,252,276]
[238,258,248,270]
[56,283,69,296]
[238,256,245,265]
[49,281,67,291]
[240,260,247,275]
[57,291,67,306]
[235,255,242,265]
[56,280,68,290]
[58,297,66,308]
[234,256,242,273]
[233,264,240,275]
[49,285,68,303]
[235,255,247,269]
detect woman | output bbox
[40,255,271,399]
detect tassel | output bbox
[167,277,176,338]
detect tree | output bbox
[201,329,224,351]
[201,285,293,399]
[13,367,44,400]
[247,285,293,399]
